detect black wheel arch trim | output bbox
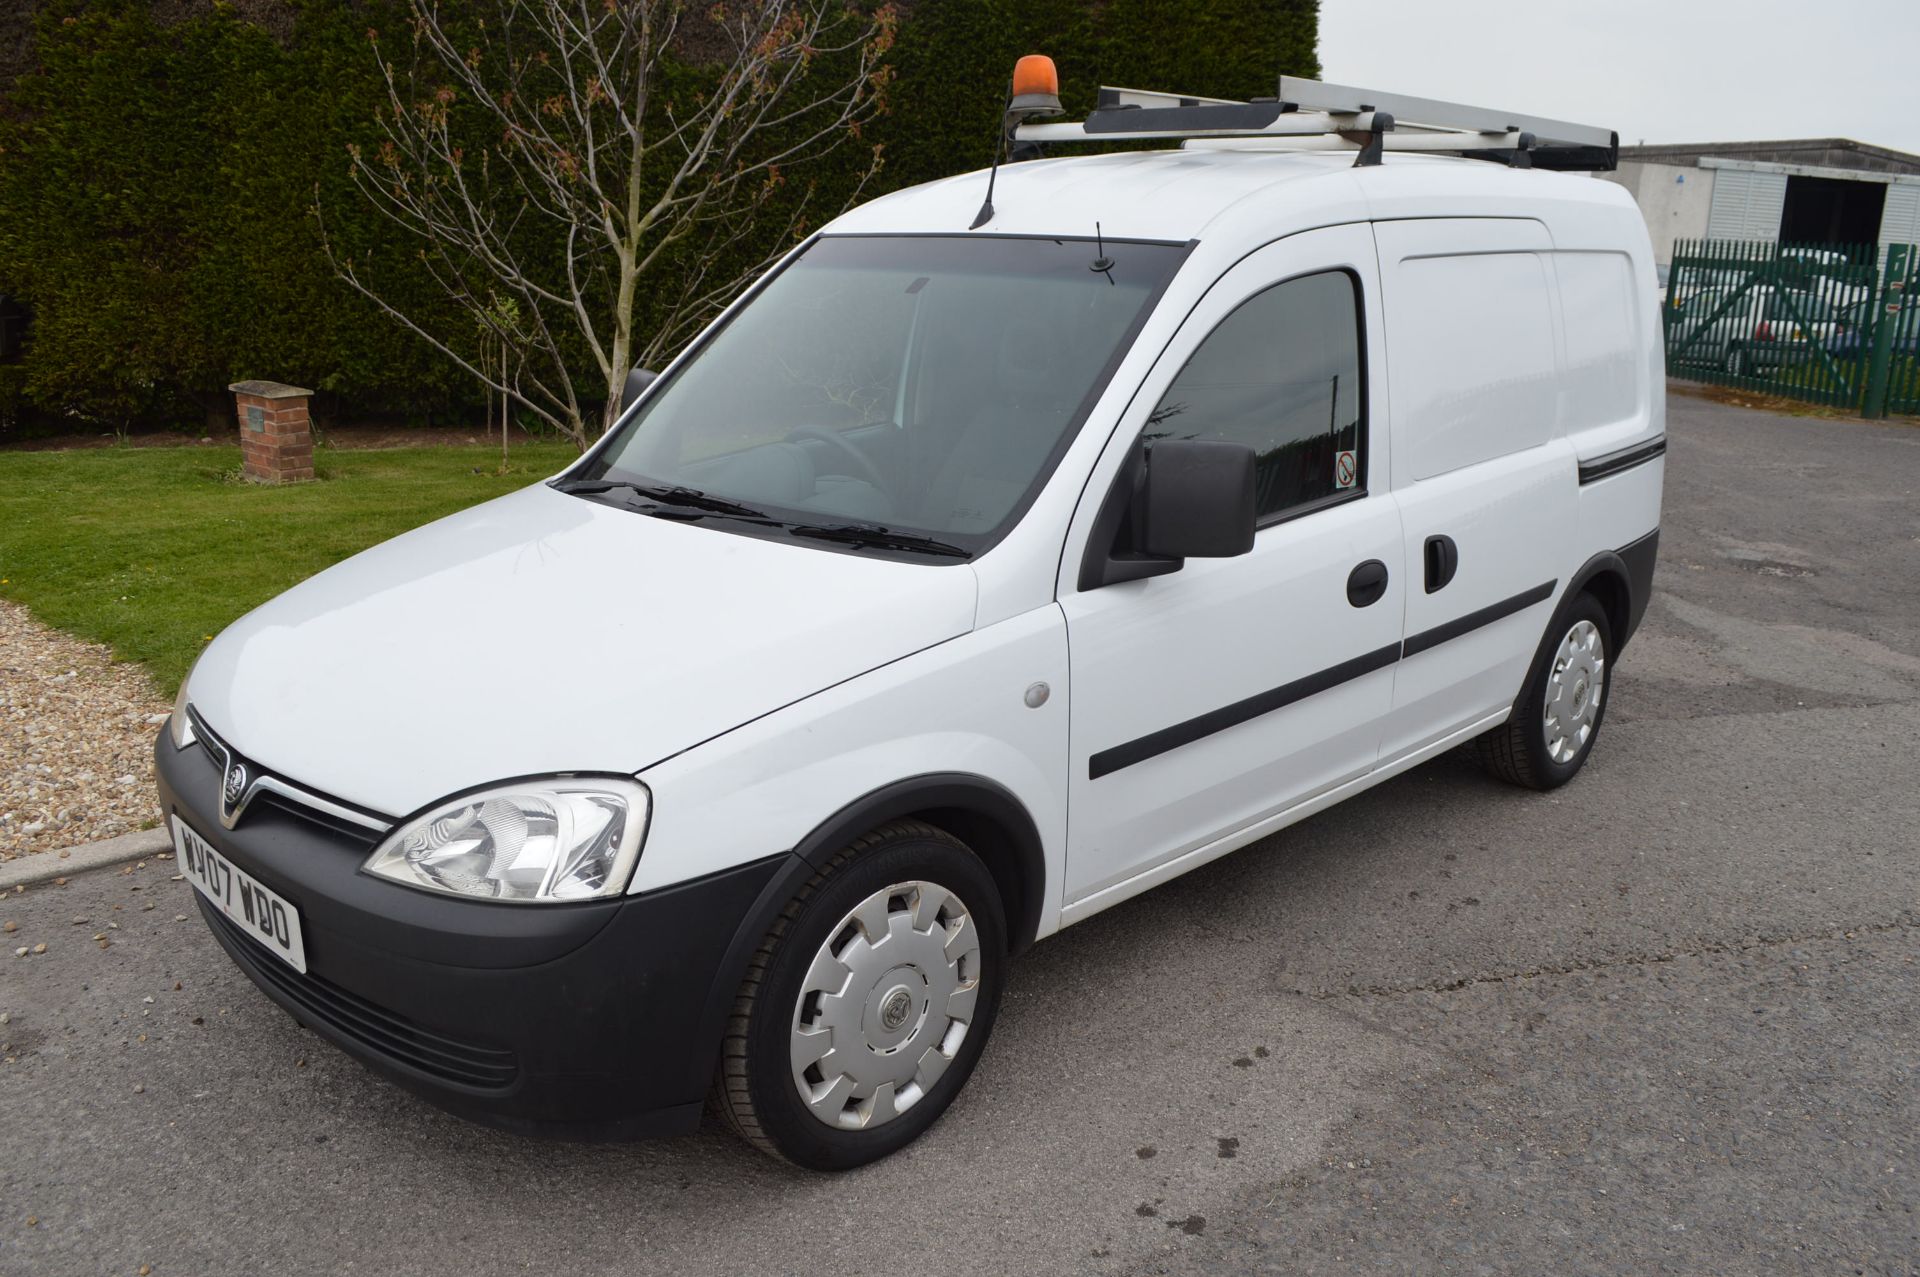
[1504,527,1660,718]
[683,773,1048,1098]
[786,773,1046,953]
[1558,527,1659,654]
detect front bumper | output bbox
[154,732,784,1139]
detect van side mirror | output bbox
[1138,439,1257,559]
[1076,437,1258,591]
[619,367,658,412]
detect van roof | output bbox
[824,147,1641,249]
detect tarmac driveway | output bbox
[2,388,1916,1276]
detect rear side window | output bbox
[1393,252,1557,480]
[1144,270,1364,521]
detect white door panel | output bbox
[1385,450,1564,757]
[1374,219,1577,755]
[1059,224,1403,906]
[1067,500,1402,898]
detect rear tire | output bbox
[1476,593,1612,791]
[711,820,1007,1171]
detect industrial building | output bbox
[1600,139,1920,265]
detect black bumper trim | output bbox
[1578,435,1667,485]
[157,733,786,1140]
[202,902,520,1090]
[1616,526,1660,648]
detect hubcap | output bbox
[790,880,982,1131]
[1543,618,1606,765]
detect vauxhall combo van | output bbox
[157,69,1665,1169]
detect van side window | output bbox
[1145,270,1364,520]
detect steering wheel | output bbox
[787,426,893,499]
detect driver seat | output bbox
[917,316,1079,534]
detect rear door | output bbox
[1371,218,1577,758]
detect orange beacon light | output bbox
[973,55,1063,229]
[1008,55,1063,117]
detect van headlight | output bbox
[364,778,650,903]
[168,666,198,749]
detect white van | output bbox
[157,70,1664,1170]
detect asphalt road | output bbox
[3,389,1917,1277]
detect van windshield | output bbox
[578,234,1185,555]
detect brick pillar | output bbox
[228,380,315,483]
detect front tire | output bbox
[712,820,1007,1170]
[1476,593,1612,791]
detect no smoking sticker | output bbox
[1334,450,1357,489]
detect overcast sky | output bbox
[1319,0,1920,156]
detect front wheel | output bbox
[711,821,1006,1170]
[1476,593,1613,790]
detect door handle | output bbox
[1424,535,1458,593]
[1346,559,1389,608]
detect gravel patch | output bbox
[1,600,168,860]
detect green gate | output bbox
[1875,244,1920,416]
[1664,239,1884,409]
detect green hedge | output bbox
[0,0,471,436]
[0,0,1316,437]
[881,0,1320,188]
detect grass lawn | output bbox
[0,442,579,695]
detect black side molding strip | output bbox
[1402,580,1557,660]
[1089,579,1560,779]
[1578,435,1666,485]
[1087,642,1402,780]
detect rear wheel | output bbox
[1476,593,1612,791]
[711,820,1006,1170]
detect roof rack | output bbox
[1013,76,1618,172]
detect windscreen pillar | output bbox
[228,380,315,483]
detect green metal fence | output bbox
[1663,238,1918,417]
[1878,244,1920,416]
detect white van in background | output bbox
[157,67,1664,1170]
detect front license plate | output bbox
[172,815,307,973]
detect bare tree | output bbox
[322,0,897,449]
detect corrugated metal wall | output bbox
[1880,183,1920,256]
[1705,168,1788,240]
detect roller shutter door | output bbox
[1706,168,1787,240]
[1880,182,1920,255]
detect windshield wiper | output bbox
[554,478,772,521]
[786,522,972,559]
[558,480,969,557]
